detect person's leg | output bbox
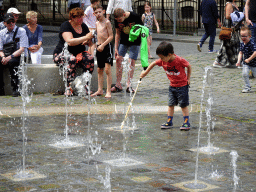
[8,58,20,96]
[37,47,43,64]
[148,35,152,58]
[127,58,135,88]
[168,105,174,116]
[111,44,127,91]
[0,60,5,95]
[161,86,177,129]
[105,63,112,98]
[91,67,104,97]
[177,85,190,129]
[127,45,140,88]
[181,106,189,116]
[242,64,251,91]
[208,23,216,51]
[200,23,210,45]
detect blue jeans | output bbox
[242,64,256,88]
[168,85,189,108]
[200,23,216,51]
[118,44,140,60]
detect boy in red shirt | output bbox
[140,41,192,130]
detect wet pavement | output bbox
[0,29,256,191]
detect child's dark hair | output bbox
[240,26,252,36]
[156,41,174,56]
[93,4,103,11]
[144,1,151,9]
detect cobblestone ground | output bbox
[1,43,255,123]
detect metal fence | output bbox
[4,0,244,34]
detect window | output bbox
[181,6,194,19]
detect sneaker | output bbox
[242,88,251,93]
[208,50,218,53]
[197,42,202,52]
[180,123,190,131]
[161,121,173,129]
[213,62,225,68]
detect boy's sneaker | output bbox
[242,88,251,93]
[161,121,173,129]
[197,42,202,52]
[180,123,190,131]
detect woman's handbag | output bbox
[3,27,19,56]
[219,27,233,40]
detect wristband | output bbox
[11,54,15,59]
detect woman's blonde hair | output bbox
[26,11,38,19]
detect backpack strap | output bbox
[12,27,19,41]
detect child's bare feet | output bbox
[91,91,103,97]
[105,92,111,98]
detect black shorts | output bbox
[96,43,113,68]
[168,85,189,108]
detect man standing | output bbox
[0,13,28,96]
[111,8,143,93]
[197,0,221,53]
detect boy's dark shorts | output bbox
[96,43,113,69]
[168,85,189,108]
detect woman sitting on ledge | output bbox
[55,7,94,96]
[23,11,43,64]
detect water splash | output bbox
[230,150,239,191]
[98,165,111,191]
[15,52,33,175]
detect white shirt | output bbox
[106,0,133,15]
[83,6,96,29]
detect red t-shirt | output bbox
[155,55,190,87]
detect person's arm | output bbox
[186,64,192,85]
[225,3,233,20]
[114,27,121,58]
[236,51,243,66]
[106,0,115,20]
[141,14,145,23]
[97,20,113,52]
[245,0,252,26]
[140,61,157,78]
[62,31,93,46]
[245,51,256,63]
[32,25,43,52]
[153,14,160,33]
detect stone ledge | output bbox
[3,55,116,95]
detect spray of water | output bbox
[98,165,111,192]
[230,150,239,191]
[14,52,34,178]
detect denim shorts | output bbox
[168,85,189,108]
[118,44,140,60]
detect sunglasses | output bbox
[241,35,248,38]
[7,19,15,24]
